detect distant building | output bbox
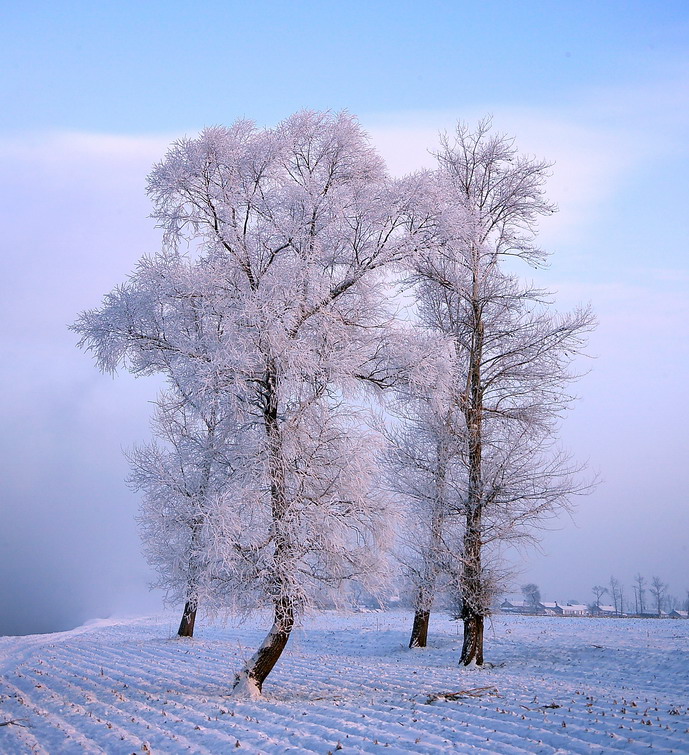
[590,604,616,616]
[500,599,544,615]
[561,604,588,616]
[498,596,683,619]
[635,609,669,618]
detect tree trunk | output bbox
[460,611,484,666]
[459,508,485,665]
[233,596,294,695]
[409,444,448,650]
[177,600,197,637]
[409,607,431,648]
[232,359,296,696]
[459,292,486,666]
[459,288,486,667]
[177,402,217,640]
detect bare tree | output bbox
[387,403,462,647]
[634,573,647,615]
[74,112,413,695]
[608,576,623,616]
[650,576,667,617]
[384,334,468,648]
[394,120,595,665]
[591,585,608,612]
[521,583,542,612]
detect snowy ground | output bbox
[1,611,688,754]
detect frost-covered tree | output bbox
[608,576,623,615]
[127,384,240,637]
[74,111,414,694]
[650,576,666,616]
[75,251,241,636]
[392,120,594,664]
[384,337,466,648]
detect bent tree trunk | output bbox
[233,596,295,695]
[233,359,296,695]
[177,600,197,637]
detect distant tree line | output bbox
[516,577,687,617]
[604,574,688,616]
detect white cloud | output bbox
[363,68,689,243]
[364,110,630,240]
[0,131,176,163]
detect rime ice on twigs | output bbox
[386,119,595,664]
[74,111,419,691]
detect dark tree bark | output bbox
[409,607,431,648]
[177,600,197,637]
[233,360,296,695]
[233,596,295,694]
[459,289,486,666]
[460,611,484,666]
[459,507,485,665]
[459,508,486,665]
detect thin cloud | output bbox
[364,67,689,241]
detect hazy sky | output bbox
[2,1,688,633]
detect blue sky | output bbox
[1,1,688,632]
[3,1,687,134]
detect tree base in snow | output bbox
[177,602,197,637]
[460,613,484,666]
[232,597,295,694]
[231,672,263,700]
[409,609,430,648]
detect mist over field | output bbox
[1,1,688,637]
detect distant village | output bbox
[499,599,689,619]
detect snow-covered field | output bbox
[1,611,687,754]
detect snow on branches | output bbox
[74,111,414,690]
[73,112,594,687]
[385,120,595,661]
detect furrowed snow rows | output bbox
[1,613,688,753]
